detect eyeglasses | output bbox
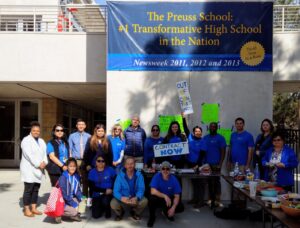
[273,138,282,142]
[55,129,64,132]
[152,129,159,132]
[161,167,170,171]
[96,160,105,163]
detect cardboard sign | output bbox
[119,119,131,130]
[176,80,193,115]
[159,115,184,133]
[154,142,189,157]
[218,128,232,145]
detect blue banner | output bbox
[107,1,273,71]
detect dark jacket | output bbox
[46,139,69,175]
[124,125,146,157]
[83,138,113,168]
[58,171,82,208]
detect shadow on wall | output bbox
[273,33,300,81]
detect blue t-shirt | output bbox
[230,131,254,165]
[125,174,136,198]
[186,134,206,164]
[150,172,181,197]
[144,137,164,164]
[47,140,68,164]
[109,136,125,162]
[88,167,116,190]
[203,134,226,165]
[167,136,184,161]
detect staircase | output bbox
[68,5,106,33]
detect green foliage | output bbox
[273,93,299,128]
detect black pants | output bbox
[148,195,184,220]
[49,174,60,187]
[92,194,112,218]
[187,162,205,203]
[208,176,221,202]
[23,182,41,206]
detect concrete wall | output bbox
[274,33,300,82]
[0,33,106,83]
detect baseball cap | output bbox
[161,161,171,169]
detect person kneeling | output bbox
[147,161,184,227]
[88,155,116,219]
[57,158,82,223]
[110,156,148,221]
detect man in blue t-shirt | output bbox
[202,122,226,207]
[228,117,254,172]
[147,161,184,227]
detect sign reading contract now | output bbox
[154,142,189,158]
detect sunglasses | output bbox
[55,129,64,132]
[162,167,170,171]
[96,160,105,163]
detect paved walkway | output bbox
[0,169,262,228]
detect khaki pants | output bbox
[76,160,88,197]
[110,197,148,216]
[64,198,78,217]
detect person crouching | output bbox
[56,158,82,223]
[147,161,184,227]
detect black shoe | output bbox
[105,211,111,219]
[55,216,62,224]
[70,215,82,222]
[167,216,175,222]
[147,217,155,227]
[115,215,122,221]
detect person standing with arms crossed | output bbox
[123,116,146,163]
[68,119,91,196]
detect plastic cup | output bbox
[249,181,258,198]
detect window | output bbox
[0,15,42,32]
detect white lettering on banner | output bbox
[176,80,194,115]
[154,142,189,157]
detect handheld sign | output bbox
[154,142,189,158]
[176,80,193,115]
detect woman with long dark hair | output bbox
[46,124,69,187]
[83,124,113,172]
[253,118,274,178]
[163,121,187,168]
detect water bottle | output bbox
[233,162,239,176]
[254,163,260,181]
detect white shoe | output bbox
[87,198,92,207]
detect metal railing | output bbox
[0,4,299,33]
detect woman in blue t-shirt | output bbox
[162,121,187,168]
[144,125,164,167]
[46,124,69,187]
[88,155,116,219]
[108,124,125,173]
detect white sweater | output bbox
[20,134,48,183]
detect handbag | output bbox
[44,183,65,217]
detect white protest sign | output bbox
[176,80,193,115]
[154,142,189,158]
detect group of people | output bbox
[20,115,298,227]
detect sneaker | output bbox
[206,200,212,207]
[147,217,156,227]
[215,201,224,208]
[55,217,62,224]
[131,213,141,221]
[87,198,92,207]
[115,215,122,221]
[70,215,82,222]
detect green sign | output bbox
[201,103,219,124]
[159,115,184,133]
[119,119,131,130]
[218,128,232,145]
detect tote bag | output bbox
[44,186,65,217]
